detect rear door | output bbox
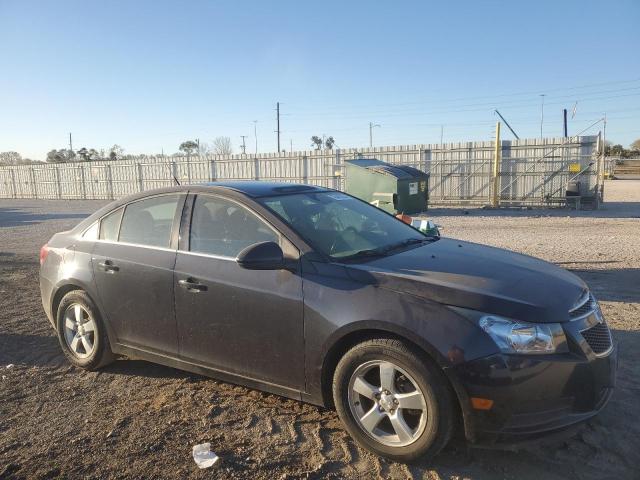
[92,194,185,355]
[173,193,305,389]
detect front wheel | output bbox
[332,338,454,462]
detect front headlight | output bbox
[479,316,567,354]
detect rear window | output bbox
[118,195,180,248]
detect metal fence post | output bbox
[80,166,87,199]
[106,164,114,199]
[210,157,217,181]
[55,166,63,199]
[492,122,501,207]
[302,155,309,184]
[334,149,342,190]
[254,156,260,180]
[10,169,17,198]
[30,167,38,198]
[137,163,144,192]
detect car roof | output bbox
[197,181,330,197]
[70,181,331,234]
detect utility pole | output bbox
[440,125,444,144]
[492,121,501,208]
[563,109,568,137]
[290,139,293,152]
[276,102,281,152]
[540,94,546,139]
[369,122,380,147]
[196,138,200,157]
[69,132,73,153]
[240,135,247,154]
[253,120,258,154]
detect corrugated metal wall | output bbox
[0,135,601,207]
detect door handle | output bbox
[98,260,119,273]
[178,278,207,292]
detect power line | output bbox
[285,91,640,122]
[286,78,640,113]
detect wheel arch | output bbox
[321,323,448,405]
[51,282,108,338]
[319,324,474,440]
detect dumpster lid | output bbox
[346,158,428,179]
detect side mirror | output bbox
[236,241,285,270]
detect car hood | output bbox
[344,238,586,323]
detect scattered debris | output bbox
[6,364,15,369]
[192,443,219,469]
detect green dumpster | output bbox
[344,158,429,214]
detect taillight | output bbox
[40,244,49,266]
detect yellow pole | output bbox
[492,121,501,207]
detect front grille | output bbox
[581,322,612,355]
[569,292,596,319]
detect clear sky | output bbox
[1,0,639,160]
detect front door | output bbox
[174,194,305,389]
[92,194,183,355]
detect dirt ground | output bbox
[1,180,639,480]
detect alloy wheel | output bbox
[347,360,428,447]
[63,303,97,359]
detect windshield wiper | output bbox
[382,237,435,253]
[339,247,388,260]
[338,237,435,261]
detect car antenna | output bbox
[167,164,181,185]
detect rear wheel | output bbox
[332,338,454,462]
[56,290,115,370]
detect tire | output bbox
[56,290,115,370]
[332,338,454,463]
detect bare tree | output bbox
[0,151,22,165]
[198,141,211,156]
[212,136,233,155]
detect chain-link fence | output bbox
[0,135,603,207]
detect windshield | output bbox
[259,191,432,260]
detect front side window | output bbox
[118,195,180,248]
[260,192,429,259]
[190,195,278,257]
[99,207,123,241]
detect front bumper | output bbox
[454,339,617,446]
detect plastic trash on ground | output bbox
[192,443,219,469]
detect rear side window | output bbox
[119,195,180,248]
[190,195,278,257]
[82,222,99,240]
[99,208,123,241]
